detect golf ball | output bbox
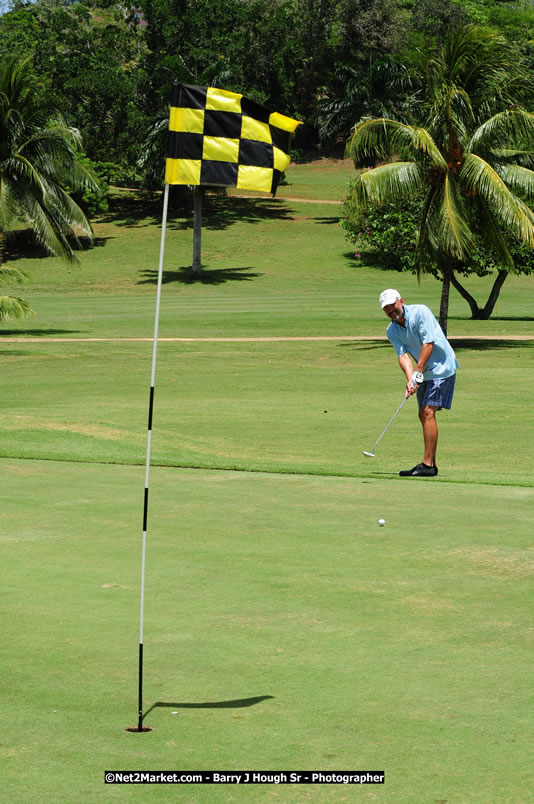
[378,518,386,527]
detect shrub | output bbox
[341,176,426,273]
[341,174,534,279]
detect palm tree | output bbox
[345,25,534,334]
[0,57,99,321]
[0,266,34,322]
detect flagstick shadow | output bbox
[143,695,274,720]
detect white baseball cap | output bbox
[379,288,401,308]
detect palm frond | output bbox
[414,185,442,278]
[44,182,94,238]
[9,178,79,261]
[346,118,414,163]
[495,164,534,204]
[491,149,534,168]
[0,178,21,232]
[474,197,514,270]
[469,110,534,156]
[444,26,523,106]
[350,162,424,206]
[0,57,94,265]
[0,295,34,321]
[346,118,447,170]
[137,114,170,187]
[0,265,29,284]
[428,85,473,143]
[461,154,534,247]
[410,127,448,168]
[434,173,476,260]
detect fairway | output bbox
[1,338,533,487]
[2,161,534,802]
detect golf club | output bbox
[363,372,423,458]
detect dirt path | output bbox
[234,195,342,204]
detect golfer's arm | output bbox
[416,342,434,373]
[398,353,414,381]
[398,342,433,379]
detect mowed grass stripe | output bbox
[2,339,533,488]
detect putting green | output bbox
[2,458,532,802]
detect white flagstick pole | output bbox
[137,182,170,732]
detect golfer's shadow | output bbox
[143,695,274,720]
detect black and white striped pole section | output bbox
[133,182,170,733]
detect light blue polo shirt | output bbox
[386,304,458,380]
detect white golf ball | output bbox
[378,518,386,527]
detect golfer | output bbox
[379,289,458,477]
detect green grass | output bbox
[1,338,533,487]
[2,460,533,802]
[1,160,534,802]
[3,163,533,338]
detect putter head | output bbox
[362,450,375,458]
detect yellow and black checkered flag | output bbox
[164,84,302,195]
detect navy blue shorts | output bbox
[417,374,456,412]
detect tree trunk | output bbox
[450,269,509,319]
[479,270,508,319]
[450,271,481,318]
[439,262,452,335]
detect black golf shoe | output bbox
[399,463,438,477]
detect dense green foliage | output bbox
[345,25,534,329]
[0,0,533,315]
[0,56,99,319]
[342,187,534,318]
[342,188,423,273]
[0,0,532,177]
[0,0,147,171]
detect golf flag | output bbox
[165,83,302,195]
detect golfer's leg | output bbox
[419,405,439,466]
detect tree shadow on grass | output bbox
[169,197,294,232]
[312,215,342,225]
[449,338,534,351]
[449,315,534,323]
[4,233,111,261]
[343,249,404,271]
[338,338,533,352]
[4,236,49,262]
[96,191,162,228]
[1,328,83,337]
[137,266,263,286]
[98,193,294,231]
[143,695,274,721]
[338,340,390,351]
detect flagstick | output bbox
[136,182,170,732]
